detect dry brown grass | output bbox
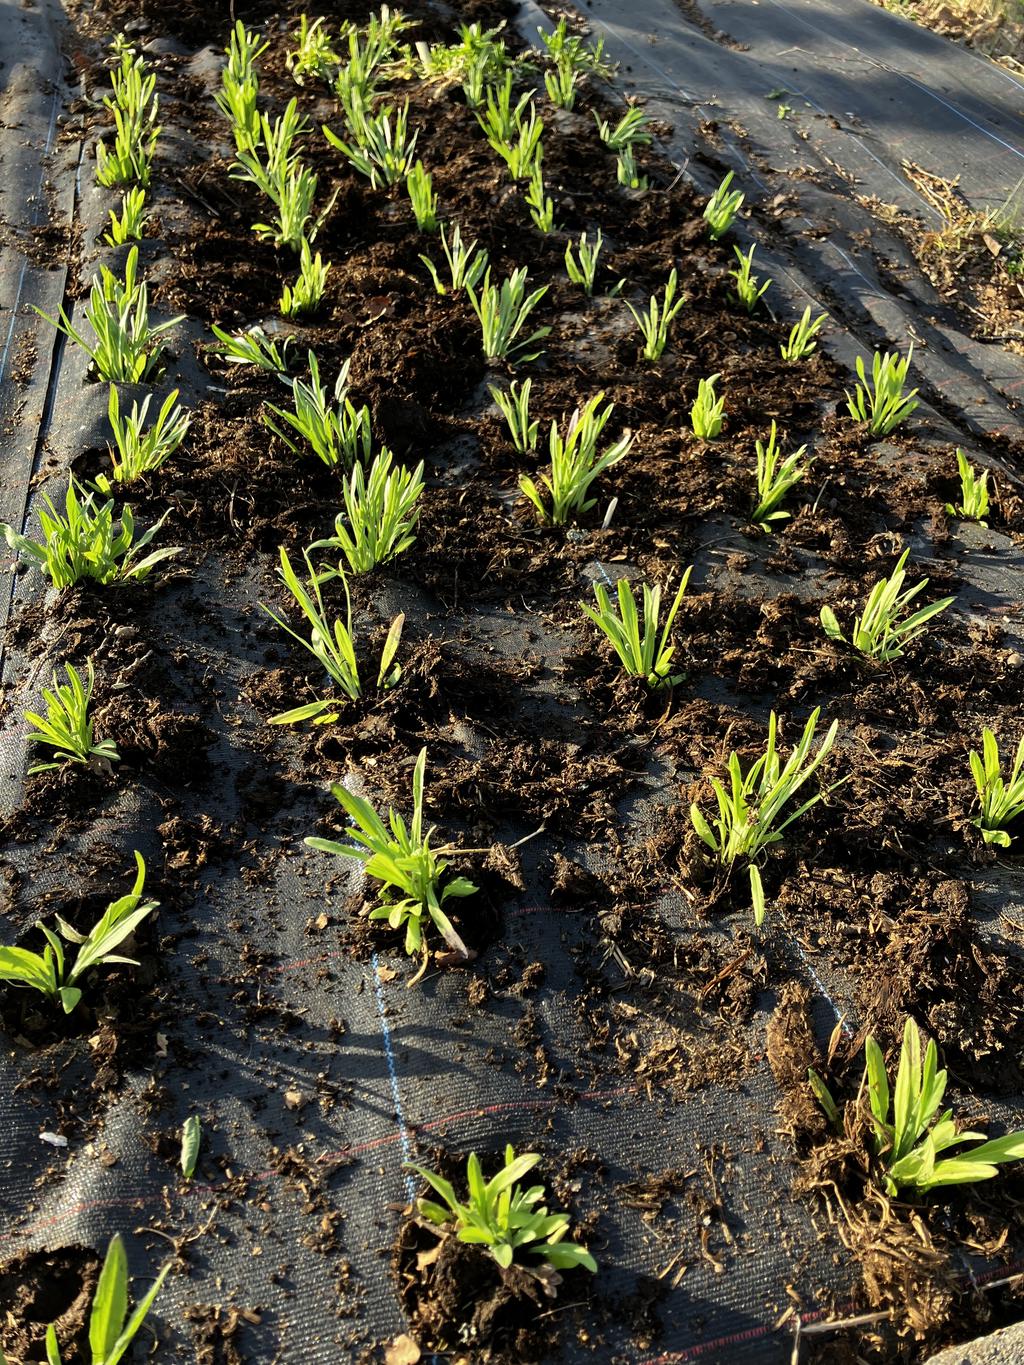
[879,0,1024,69]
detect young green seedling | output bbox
[780,306,826,362]
[729,244,771,312]
[214,20,267,152]
[690,374,725,440]
[261,548,403,723]
[525,152,555,232]
[751,421,808,531]
[305,748,477,983]
[406,161,438,231]
[264,353,371,469]
[539,17,612,81]
[325,102,419,188]
[690,708,841,925]
[969,729,1024,847]
[945,449,990,526]
[564,229,602,295]
[615,144,647,191]
[520,393,632,524]
[812,1019,1024,1196]
[38,1233,170,1365]
[103,187,148,246]
[476,73,531,144]
[1,479,181,588]
[96,41,160,188]
[466,267,550,365]
[309,450,424,576]
[0,852,157,1013]
[489,378,539,453]
[703,171,744,240]
[419,223,489,295]
[280,239,331,318]
[845,346,919,435]
[594,107,650,153]
[407,1145,597,1272]
[35,247,183,384]
[25,660,120,775]
[231,100,323,250]
[209,324,293,375]
[820,549,953,662]
[102,384,191,486]
[626,268,685,361]
[487,100,544,181]
[287,15,339,85]
[581,568,692,687]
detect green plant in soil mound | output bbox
[690,709,842,925]
[0,1233,171,1365]
[809,1018,1024,1196]
[0,853,156,1014]
[406,1145,597,1272]
[305,748,477,985]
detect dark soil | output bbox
[3,0,1024,1359]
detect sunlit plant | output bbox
[103,187,148,246]
[475,73,530,144]
[489,378,539,453]
[703,170,744,239]
[969,729,1024,848]
[102,384,191,486]
[486,99,544,181]
[564,229,602,295]
[780,306,826,362]
[690,708,841,925]
[287,15,339,85]
[231,99,322,251]
[214,20,268,153]
[419,222,489,295]
[96,40,160,188]
[31,1234,170,1365]
[626,268,685,361]
[407,1145,597,1272]
[466,267,550,364]
[519,393,632,525]
[690,374,725,440]
[280,238,331,318]
[264,354,371,469]
[594,107,650,153]
[0,853,157,1014]
[615,144,647,191]
[36,246,182,383]
[406,161,438,231]
[751,421,808,531]
[945,449,990,526]
[209,323,293,375]
[820,549,953,661]
[525,152,555,232]
[729,244,771,312]
[581,568,692,688]
[305,747,477,982]
[24,660,119,775]
[324,102,419,188]
[262,548,403,724]
[810,1019,1024,1196]
[310,450,424,576]
[845,346,919,436]
[1,479,181,588]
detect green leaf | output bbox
[45,1324,62,1365]
[90,1234,129,1363]
[105,1259,172,1365]
[180,1114,201,1181]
